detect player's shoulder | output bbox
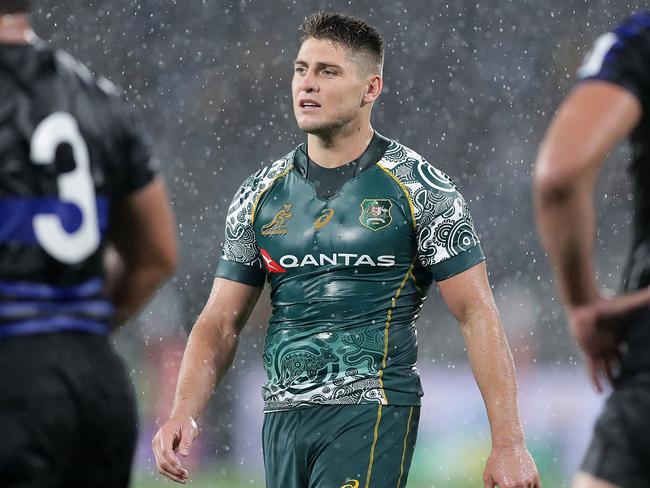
[53,48,124,101]
[603,10,650,50]
[240,147,295,193]
[615,10,650,36]
[229,147,296,216]
[378,139,460,197]
[605,9,650,53]
[578,10,650,80]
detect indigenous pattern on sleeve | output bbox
[378,142,484,281]
[215,134,484,411]
[216,152,294,287]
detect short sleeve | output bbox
[108,93,157,199]
[215,176,266,287]
[577,12,650,116]
[414,166,484,282]
[119,105,157,195]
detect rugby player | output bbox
[0,1,177,486]
[153,11,540,488]
[534,10,650,488]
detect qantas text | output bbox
[279,253,396,268]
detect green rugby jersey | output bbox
[216,133,484,412]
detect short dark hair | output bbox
[0,0,30,14]
[299,11,384,75]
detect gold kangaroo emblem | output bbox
[314,208,335,230]
[340,481,359,488]
[261,203,293,236]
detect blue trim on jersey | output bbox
[0,195,109,244]
[0,316,109,337]
[0,299,114,319]
[593,11,650,81]
[0,277,104,299]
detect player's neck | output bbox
[306,124,375,169]
[0,14,34,45]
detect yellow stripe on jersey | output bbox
[251,165,293,225]
[378,262,415,404]
[376,162,416,230]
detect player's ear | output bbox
[363,75,383,104]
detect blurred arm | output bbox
[534,82,641,307]
[105,178,177,325]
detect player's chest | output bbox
[253,169,415,272]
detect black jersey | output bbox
[577,11,650,371]
[578,11,650,292]
[0,41,155,338]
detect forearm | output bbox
[535,178,599,307]
[533,83,642,308]
[169,317,240,420]
[462,312,524,447]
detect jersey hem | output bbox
[215,259,266,287]
[263,397,422,413]
[430,244,485,281]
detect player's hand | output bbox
[483,443,541,488]
[152,414,198,484]
[568,288,650,392]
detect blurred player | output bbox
[534,10,650,488]
[0,1,177,487]
[153,11,540,488]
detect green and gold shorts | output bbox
[262,404,419,488]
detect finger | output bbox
[157,431,185,476]
[157,461,189,484]
[483,472,492,488]
[178,434,194,457]
[483,478,492,488]
[152,428,177,458]
[614,288,650,314]
[178,420,197,457]
[603,355,616,386]
[586,357,603,393]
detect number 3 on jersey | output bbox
[30,112,100,264]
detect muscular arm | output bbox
[534,82,646,391]
[170,278,261,420]
[534,82,641,307]
[438,262,539,487]
[152,277,262,483]
[439,262,523,446]
[105,178,177,325]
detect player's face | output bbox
[292,38,371,135]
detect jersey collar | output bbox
[293,131,391,177]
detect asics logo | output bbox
[314,208,335,230]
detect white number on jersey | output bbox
[577,32,618,79]
[30,112,100,264]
